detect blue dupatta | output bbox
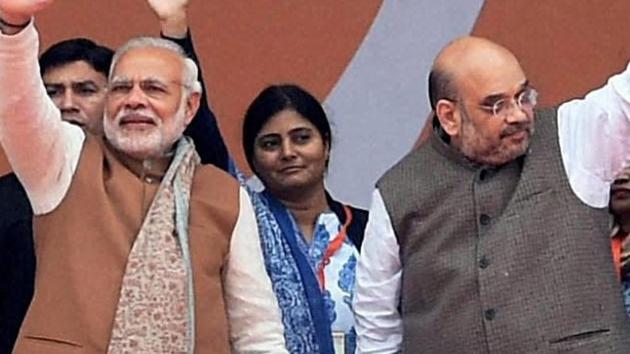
[249,190,334,354]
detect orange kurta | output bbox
[14,136,239,354]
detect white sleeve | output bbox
[224,188,288,354]
[558,61,630,208]
[0,22,84,215]
[354,189,403,354]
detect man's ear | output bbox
[183,91,201,126]
[435,98,460,137]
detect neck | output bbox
[274,183,328,242]
[107,140,174,181]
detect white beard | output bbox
[104,100,188,160]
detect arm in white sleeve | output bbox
[354,188,403,354]
[558,61,630,208]
[224,188,288,354]
[0,21,84,215]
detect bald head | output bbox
[429,36,525,110]
[435,37,520,77]
[429,36,535,167]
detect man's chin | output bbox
[109,138,162,160]
[468,144,529,167]
[493,143,529,165]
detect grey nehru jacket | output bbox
[378,108,630,353]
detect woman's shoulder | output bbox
[326,193,368,251]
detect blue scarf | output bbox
[248,190,334,354]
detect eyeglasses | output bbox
[481,88,538,118]
[443,87,538,119]
[108,78,190,99]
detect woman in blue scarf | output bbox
[241,84,367,353]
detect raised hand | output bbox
[0,0,53,25]
[145,0,190,38]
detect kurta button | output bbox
[479,214,491,226]
[484,308,496,321]
[479,256,490,269]
[144,176,154,184]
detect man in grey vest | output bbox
[354,36,630,353]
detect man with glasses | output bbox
[0,0,287,353]
[0,0,234,352]
[354,36,630,353]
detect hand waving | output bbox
[146,0,189,22]
[0,0,53,25]
[145,0,190,38]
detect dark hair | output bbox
[428,68,458,140]
[242,84,332,172]
[39,38,114,78]
[428,68,457,111]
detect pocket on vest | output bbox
[22,333,83,348]
[548,328,610,350]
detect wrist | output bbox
[0,16,30,35]
[159,12,187,38]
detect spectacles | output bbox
[481,88,538,118]
[443,87,538,119]
[108,78,190,99]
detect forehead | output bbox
[456,54,527,100]
[111,46,183,81]
[258,109,316,135]
[42,60,107,84]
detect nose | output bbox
[505,101,530,124]
[58,90,78,112]
[123,84,148,109]
[280,139,296,160]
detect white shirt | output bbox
[0,23,287,354]
[354,63,630,353]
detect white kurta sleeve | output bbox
[0,21,84,215]
[558,61,630,208]
[354,188,403,354]
[224,187,288,353]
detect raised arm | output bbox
[0,0,50,33]
[146,0,231,171]
[558,62,630,208]
[0,1,84,215]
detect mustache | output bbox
[114,109,159,125]
[500,122,533,138]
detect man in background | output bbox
[0,0,230,351]
[0,29,113,354]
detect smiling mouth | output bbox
[119,115,156,128]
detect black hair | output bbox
[39,38,114,78]
[428,68,457,141]
[242,84,332,172]
[428,68,457,111]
